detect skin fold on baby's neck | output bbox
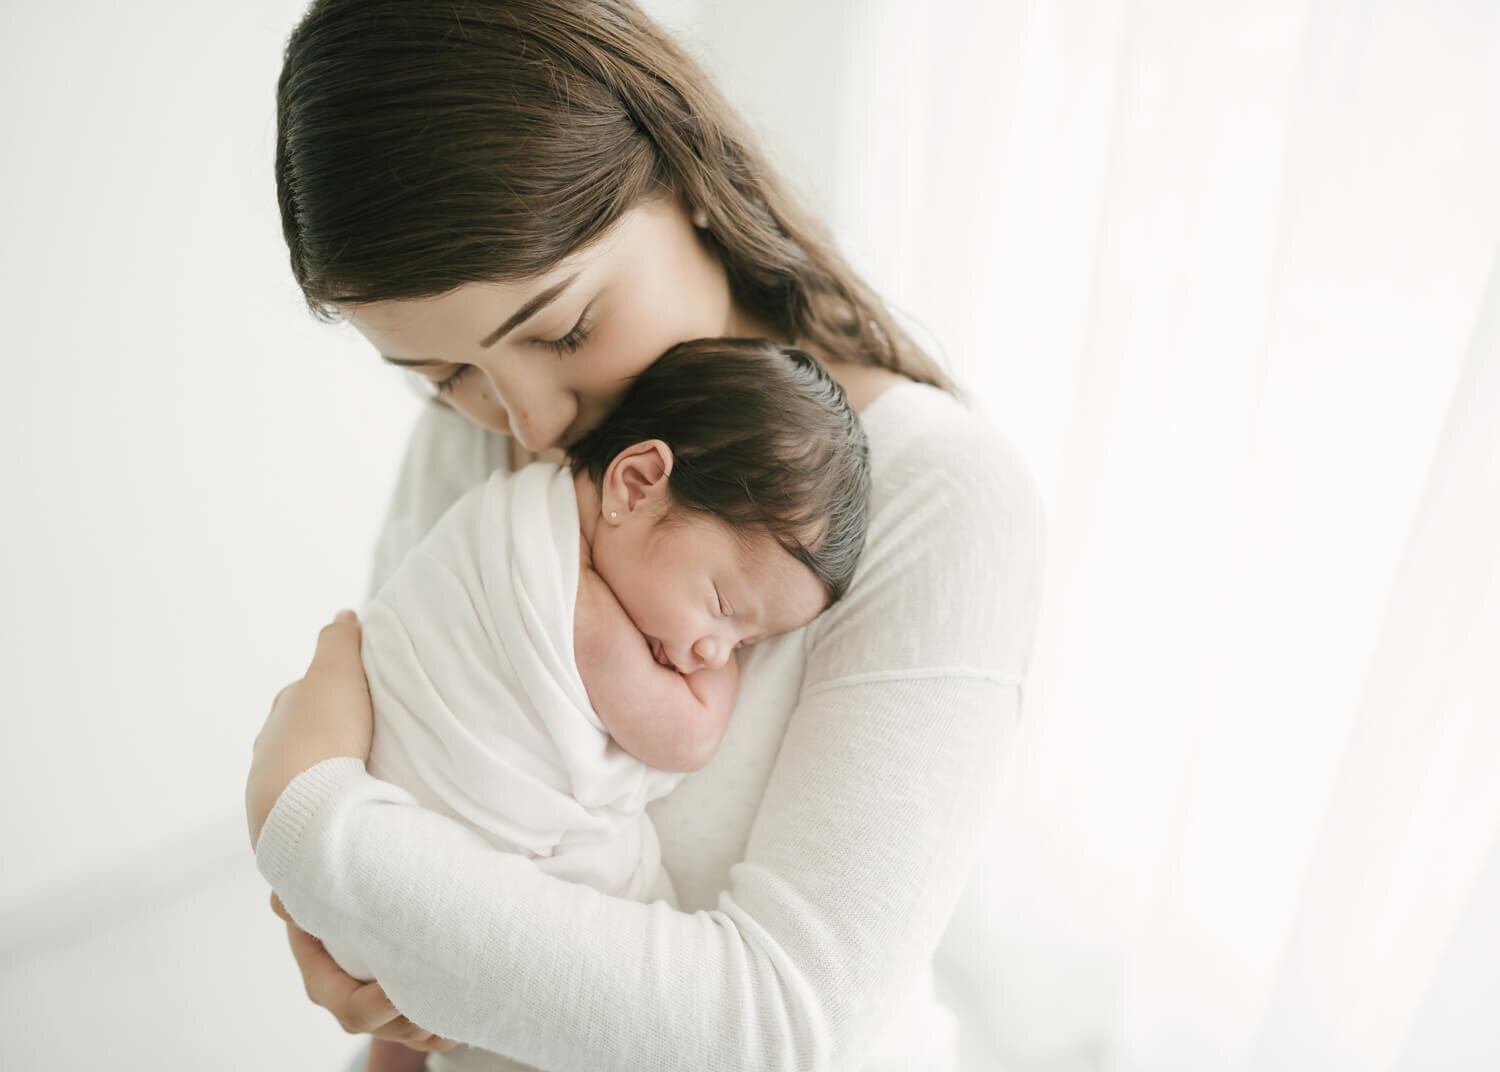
[573,468,605,563]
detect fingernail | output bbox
[334,609,358,623]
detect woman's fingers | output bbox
[277,904,398,1033]
[370,1016,457,1051]
[273,893,454,1052]
[246,612,376,846]
[293,612,372,748]
[282,918,397,1033]
[366,1038,439,1071]
[307,612,363,679]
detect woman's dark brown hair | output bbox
[567,338,871,604]
[276,0,952,389]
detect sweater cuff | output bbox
[255,756,369,887]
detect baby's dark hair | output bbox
[567,338,871,605]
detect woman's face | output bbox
[342,197,761,453]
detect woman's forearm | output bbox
[257,674,1019,1072]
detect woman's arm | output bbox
[256,412,1045,1071]
[249,614,456,1058]
[261,675,1018,1071]
[270,890,454,1057]
[253,403,498,1058]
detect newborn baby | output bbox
[329,339,870,1071]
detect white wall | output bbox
[0,0,421,914]
[0,0,869,919]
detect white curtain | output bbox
[814,1,1500,1068]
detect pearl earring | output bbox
[609,511,618,520]
[691,206,710,229]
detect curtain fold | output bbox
[676,0,1500,1065]
[1246,247,1500,1072]
[795,1,1500,1068]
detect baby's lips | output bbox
[649,636,681,672]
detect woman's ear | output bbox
[600,440,674,523]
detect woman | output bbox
[247,1,1046,1069]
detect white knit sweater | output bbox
[256,381,1045,1071]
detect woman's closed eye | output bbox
[538,304,595,356]
[432,364,471,396]
[424,304,596,397]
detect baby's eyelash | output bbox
[433,365,471,396]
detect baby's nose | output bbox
[692,637,730,671]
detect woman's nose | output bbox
[692,636,730,671]
[483,365,574,452]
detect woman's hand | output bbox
[246,610,374,849]
[271,893,456,1058]
[249,622,456,1059]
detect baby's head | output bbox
[568,338,871,674]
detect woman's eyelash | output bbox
[433,365,471,396]
[541,309,594,355]
[428,305,593,394]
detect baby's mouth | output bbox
[649,637,680,672]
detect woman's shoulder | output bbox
[802,381,1046,682]
[861,380,1044,522]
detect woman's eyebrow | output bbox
[378,272,582,368]
[480,272,580,347]
[381,354,444,369]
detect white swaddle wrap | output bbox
[327,463,681,981]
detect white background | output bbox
[0,0,878,919]
[0,0,418,912]
[3,1,1496,1070]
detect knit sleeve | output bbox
[259,672,1022,1071]
[259,389,1046,1070]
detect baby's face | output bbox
[593,510,828,674]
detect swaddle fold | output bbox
[345,464,679,955]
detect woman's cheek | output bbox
[452,389,511,435]
[597,302,683,377]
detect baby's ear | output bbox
[602,439,674,518]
